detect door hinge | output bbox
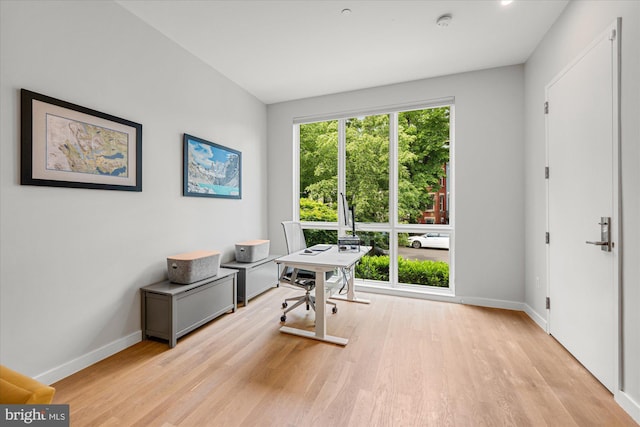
[545,232,550,244]
[545,166,549,179]
[610,29,617,41]
[546,297,550,310]
[544,101,549,114]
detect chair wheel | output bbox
[332,306,338,314]
[280,315,286,322]
[282,302,288,308]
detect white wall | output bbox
[524,0,640,420]
[0,0,267,383]
[267,65,525,306]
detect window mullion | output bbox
[389,112,399,287]
[294,124,301,221]
[337,119,346,235]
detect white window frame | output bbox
[294,99,455,297]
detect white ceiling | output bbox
[116,0,569,104]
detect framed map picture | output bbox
[183,134,241,199]
[21,89,142,191]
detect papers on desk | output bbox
[308,244,332,251]
[301,244,333,255]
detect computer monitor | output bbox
[338,193,358,252]
[340,192,357,239]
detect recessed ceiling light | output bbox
[341,8,352,15]
[501,0,514,5]
[436,14,452,27]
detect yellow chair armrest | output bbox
[0,365,55,404]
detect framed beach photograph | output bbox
[183,133,241,199]
[21,89,142,191]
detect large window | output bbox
[299,120,338,222]
[346,114,389,223]
[297,103,453,291]
[397,107,450,225]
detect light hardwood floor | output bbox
[53,286,637,426]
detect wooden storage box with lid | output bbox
[167,250,221,284]
[234,240,269,263]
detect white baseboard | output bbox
[355,284,527,312]
[523,303,548,331]
[616,391,640,425]
[356,285,549,333]
[458,296,525,311]
[355,283,459,303]
[35,331,141,385]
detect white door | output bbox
[546,21,619,392]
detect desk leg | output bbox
[279,270,348,346]
[331,265,370,304]
[315,273,327,339]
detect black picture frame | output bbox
[183,133,242,199]
[21,89,142,191]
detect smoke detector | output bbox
[436,14,452,27]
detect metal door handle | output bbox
[586,216,612,252]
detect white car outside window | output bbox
[407,233,450,249]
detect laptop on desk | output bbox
[307,244,332,252]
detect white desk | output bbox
[275,245,370,345]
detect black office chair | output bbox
[279,221,337,322]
